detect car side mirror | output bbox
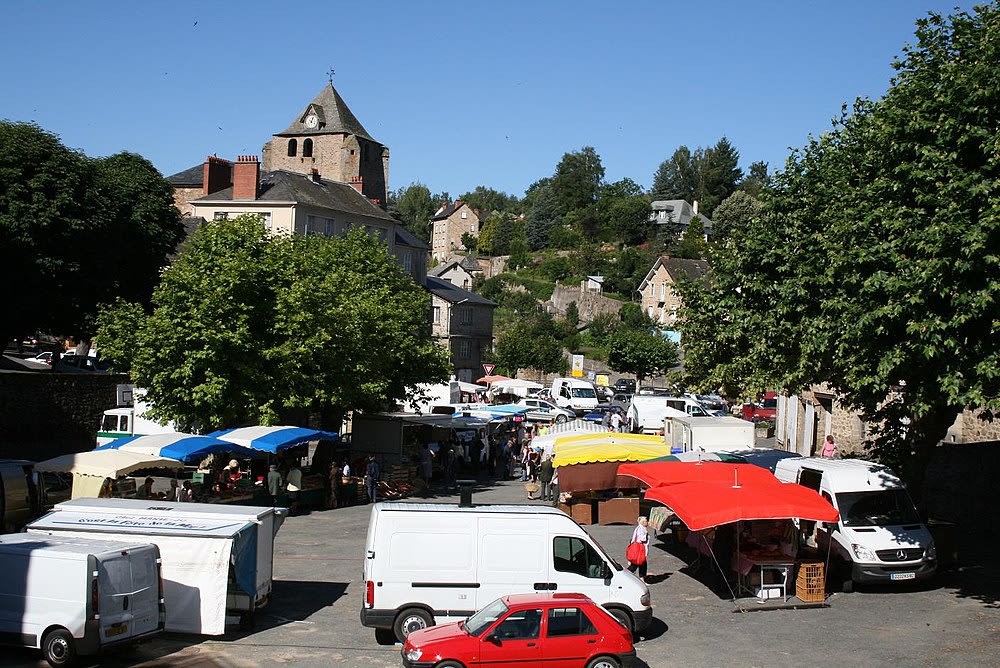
[485,633,502,646]
[602,563,612,580]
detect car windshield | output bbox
[571,388,596,399]
[466,598,509,636]
[836,490,920,527]
[762,398,777,409]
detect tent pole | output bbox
[706,525,743,613]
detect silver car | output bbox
[517,398,575,424]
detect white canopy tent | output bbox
[533,420,611,457]
[35,450,185,499]
[488,378,544,399]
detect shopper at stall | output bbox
[610,410,622,433]
[419,444,434,485]
[327,460,343,509]
[539,454,554,501]
[267,464,282,506]
[365,456,381,503]
[137,477,156,499]
[519,443,531,482]
[178,480,194,502]
[626,516,650,582]
[286,464,303,514]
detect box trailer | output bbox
[27,498,286,635]
[665,415,755,453]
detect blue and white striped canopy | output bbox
[95,432,261,463]
[207,426,338,454]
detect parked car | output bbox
[30,351,55,364]
[402,593,636,668]
[515,398,576,424]
[536,388,552,401]
[612,378,636,395]
[52,354,112,373]
[637,386,669,396]
[582,404,627,424]
[742,391,777,422]
[611,393,632,407]
[15,333,62,356]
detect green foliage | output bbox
[598,178,651,245]
[651,137,744,218]
[587,312,621,342]
[677,5,1000,472]
[459,186,520,215]
[98,218,449,429]
[460,232,478,252]
[618,302,653,331]
[0,122,182,345]
[536,253,574,282]
[389,182,436,241]
[565,301,580,327]
[477,214,497,255]
[673,217,709,259]
[491,317,565,377]
[507,219,530,269]
[551,147,605,215]
[738,161,770,198]
[525,183,560,250]
[548,225,585,249]
[607,330,679,382]
[711,190,763,242]
[489,212,515,256]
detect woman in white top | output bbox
[627,516,650,582]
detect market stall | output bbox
[34,450,185,499]
[94,432,261,462]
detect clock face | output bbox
[305,114,318,128]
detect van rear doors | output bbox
[96,545,161,642]
[476,516,549,609]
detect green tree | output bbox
[0,122,182,346]
[565,301,580,327]
[677,5,1000,483]
[673,218,709,259]
[598,178,650,245]
[738,161,770,198]
[491,319,565,377]
[607,330,679,383]
[390,182,436,241]
[98,218,449,429]
[460,232,478,252]
[488,212,516,256]
[551,146,605,215]
[525,183,560,250]
[618,302,653,331]
[459,186,520,214]
[711,190,763,242]
[651,146,699,202]
[651,138,744,218]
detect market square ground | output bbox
[8,480,999,668]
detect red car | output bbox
[401,593,635,668]
[742,391,777,422]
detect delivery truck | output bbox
[664,415,755,453]
[0,533,164,667]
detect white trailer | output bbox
[665,415,755,453]
[27,498,286,635]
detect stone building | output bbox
[427,277,496,383]
[649,199,713,238]
[637,256,709,326]
[260,83,389,205]
[428,255,482,291]
[188,156,427,284]
[431,199,480,261]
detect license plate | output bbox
[890,572,915,581]
[106,624,128,637]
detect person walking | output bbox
[177,480,194,502]
[626,516,650,582]
[327,460,342,509]
[365,456,381,504]
[266,464,282,506]
[286,464,303,514]
[419,444,434,486]
[610,410,622,433]
[538,454,554,501]
[821,434,837,458]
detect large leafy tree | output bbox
[525,182,561,250]
[551,146,605,215]
[0,122,181,346]
[459,185,520,215]
[98,217,449,429]
[711,190,763,242]
[651,137,744,218]
[607,330,679,383]
[491,318,565,377]
[677,5,1000,483]
[389,182,436,242]
[598,178,651,245]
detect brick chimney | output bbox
[349,176,364,193]
[233,155,260,200]
[202,156,232,195]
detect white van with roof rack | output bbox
[774,457,936,591]
[361,502,651,642]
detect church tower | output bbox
[261,83,389,204]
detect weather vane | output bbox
[327,68,335,83]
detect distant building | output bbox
[637,256,709,325]
[188,157,427,284]
[429,255,483,291]
[427,277,496,383]
[649,199,713,239]
[431,200,480,261]
[584,275,604,293]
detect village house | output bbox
[428,255,483,291]
[636,256,709,326]
[427,277,496,383]
[431,200,480,261]
[649,199,713,238]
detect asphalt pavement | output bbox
[8,479,999,668]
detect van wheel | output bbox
[394,608,433,643]
[42,628,77,667]
[606,608,633,634]
[587,657,621,668]
[556,414,567,424]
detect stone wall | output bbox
[477,255,508,279]
[172,186,202,216]
[548,283,624,325]
[0,371,128,461]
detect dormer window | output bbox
[302,138,313,158]
[287,139,297,157]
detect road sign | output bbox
[571,354,584,378]
[482,363,496,376]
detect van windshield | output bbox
[571,388,596,399]
[836,490,920,527]
[466,598,508,636]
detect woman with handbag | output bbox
[626,516,650,582]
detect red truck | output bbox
[742,391,777,422]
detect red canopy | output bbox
[616,461,780,488]
[644,480,840,531]
[477,374,512,383]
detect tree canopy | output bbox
[677,5,1000,475]
[607,330,679,383]
[651,137,743,218]
[459,185,520,215]
[551,146,605,215]
[0,122,182,345]
[491,317,565,377]
[388,182,437,242]
[97,217,450,429]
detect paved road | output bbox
[9,480,999,667]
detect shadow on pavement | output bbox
[217,580,350,641]
[636,616,669,642]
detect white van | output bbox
[665,415,754,453]
[0,533,163,667]
[628,395,710,434]
[361,503,651,642]
[97,389,176,446]
[774,457,936,591]
[550,378,599,415]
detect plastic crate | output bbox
[796,562,825,602]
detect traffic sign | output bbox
[482,363,496,376]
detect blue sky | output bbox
[0,1,978,198]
